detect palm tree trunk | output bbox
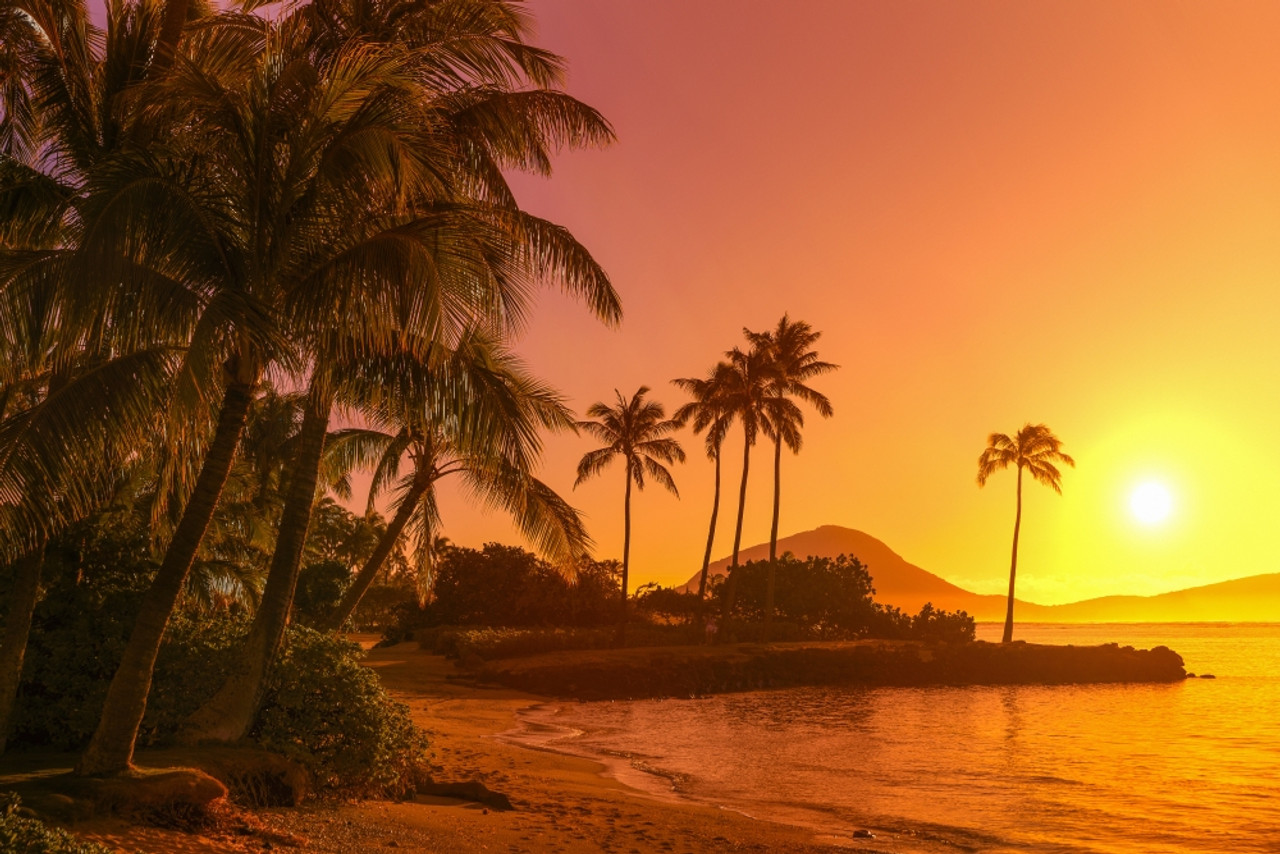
[617,471,632,645]
[0,544,45,753]
[763,432,783,641]
[78,372,256,775]
[721,430,752,623]
[179,378,332,744]
[696,448,722,604]
[1002,466,1024,644]
[320,475,430,632]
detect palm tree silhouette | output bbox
[977,424,1074,643]
[319,331,591,631]
[672,362,735,609]
[746,316,836,638]
[576,387,684,641]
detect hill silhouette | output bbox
[679,524,1279,622]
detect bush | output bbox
[423,624,700,662]
[292,560,351,627]
[424,544,621,628]
[0,794,114,854]
[909,602,976,642]
[707,555,976,644]
[253,627,429,797]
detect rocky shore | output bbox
[475,639,1187,700]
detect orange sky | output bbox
[82,1,1280,604]
[416,0,1280,605]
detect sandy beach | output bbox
[71,641,889,853]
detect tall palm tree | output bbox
[715,345,771,620]
[977,423,1074,643]
[746,316,836,637]
[575,387,684,641]
[317,332,592,631]
[672,362,735,608]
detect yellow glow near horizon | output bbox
[1129,482,1174,526]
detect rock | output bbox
[416,779,514,811]
[852,829,876,838]
[1200,673,1216,679]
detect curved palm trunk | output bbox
[78,373,256,775]
[616,471,632,645]
[179,380,332,744]
[763,432,783,641]
[1002,466,1024,644]
[695,448,722,606]
[0,544,45,753]
[720,430,752,623]
[320,475,430,632]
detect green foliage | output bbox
[254,627,428,797]
[715,554,879,638]
[0,794,114,854]
[634,583,700,624]
[710,554,975,643]
[11,515,154,750]
[292,560,352,627]
[909,602,976,642]
[421,624,698,662]
[144,614,248,741]
[422,544,620,629]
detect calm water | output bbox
[513,624,1280,853]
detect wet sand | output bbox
[78,642,886,853]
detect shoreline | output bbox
[69,642,913,853]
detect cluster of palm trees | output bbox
[577,315,837,641]
[0,0,617,775]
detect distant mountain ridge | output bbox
[678,524,1279,623]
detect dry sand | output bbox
[75,642,908,853]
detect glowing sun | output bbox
[1129,482,1173,525]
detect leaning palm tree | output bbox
[176,3,619,749]
[746,316,836,637]
[672,362,735,608]
[317,331,592,631]
[977,424,1074,643]
[575,387,684,641]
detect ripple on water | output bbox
[519,624,1280,854]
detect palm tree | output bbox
[317,332,592,631]
[575,387,684,641]
[1,0,244,763]
[176,2,620,747]
[715,345,771,620]
[745,316,836,638]
[672,362,735,609]
[977,424,1074,643]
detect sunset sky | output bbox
[406,0,1280,606]
[75,0,1280,605]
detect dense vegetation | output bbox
[1,0,616,781]
[394,544,973,654]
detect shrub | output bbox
[253,627,429,797]
[423,624,700,662]
[292,560,351,627]
[0,794,114,854]
[909,602,976,642]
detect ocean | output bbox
[510,624,1280,853]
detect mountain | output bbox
[678,524,1280,622]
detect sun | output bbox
[1129,481,1173,525]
